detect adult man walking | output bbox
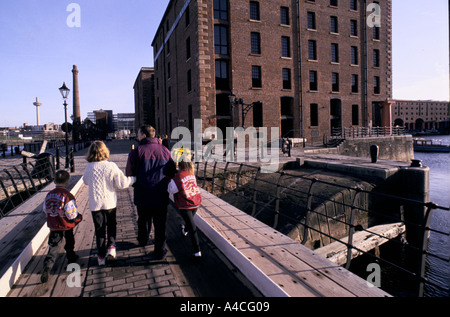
[126,125,174,260]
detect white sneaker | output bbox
[107,246,116,260]
[98,256,106,266]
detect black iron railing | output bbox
[330,126,406,139]
[0,155,56,218]
[194,160,449,297]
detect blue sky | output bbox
[0,0,448,128]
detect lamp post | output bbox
[59,82,70,168]
[228,94,260,129]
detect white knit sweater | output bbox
[83,161,133,211]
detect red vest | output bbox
[173,169,202,209]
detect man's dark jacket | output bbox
[126,137,174,207]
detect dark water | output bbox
[414,135,450,297]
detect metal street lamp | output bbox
[59,82,70,168]
[228,94,260,129]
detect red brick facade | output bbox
[151,0,392,144]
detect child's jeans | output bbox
[91,208,117,258]
[180,208,200,253]
[44,229,76,269]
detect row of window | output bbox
[309,40,380,67]
[308,0,359,11]
[307,12,380,40]
[242,1,361,24]
[216,29,379,66]
[310,104,360,126]
[215,58,382,95]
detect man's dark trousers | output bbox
[137,205,168,256]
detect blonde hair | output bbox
[178,155,194,174]
[86,140,110,162]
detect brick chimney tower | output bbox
[72,65,80,123]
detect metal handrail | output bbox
[330,126,406,139]
[0,155,56,218]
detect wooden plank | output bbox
[196,188,391,297]
[197,207,356,296]
[1,179,85,297]
[315,222,406,266]
[7,184,93,297]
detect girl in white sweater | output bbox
[83,141,133,265]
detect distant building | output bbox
[151,0,392,144]
[114,113,136,133]
[87,110,136,136]
[392,100,450,132]
[134,67,156,131]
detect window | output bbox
[167,62,171,79]
[187,69,192,92]
[350,20,358,36]
[330,0,338,7]
[188,105,193,130]
[250,1,260,20]
[373,26,380,40]
[351,74,359,93]
[310,104,318,126]
[308,40,317,60]
[185,5,190,27]
[373,49,380,67]
[253,102,263,127]
[281,36,291,57]
[168,87,172,103]
[186,37,191,60]
[281,7,290,25]
[332,72,339,92]
[307,12,316,30]
[352,105,359,125]
[251,32,261,54]
[351,46,358,65]
[331,43,339,63]
[330,16,338,33]
[309,70,318,91]
[214,0,228,20]
[374,76,380,94]
[252,65,262,88]
[282,68,291,89]
[214,25,228,55]
[350,0,357,11]
[215,59,230,90]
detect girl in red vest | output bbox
[168,157,202,258]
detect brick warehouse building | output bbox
[392,99,450,133]
[134,67,156,131]
[151,0,392,144]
